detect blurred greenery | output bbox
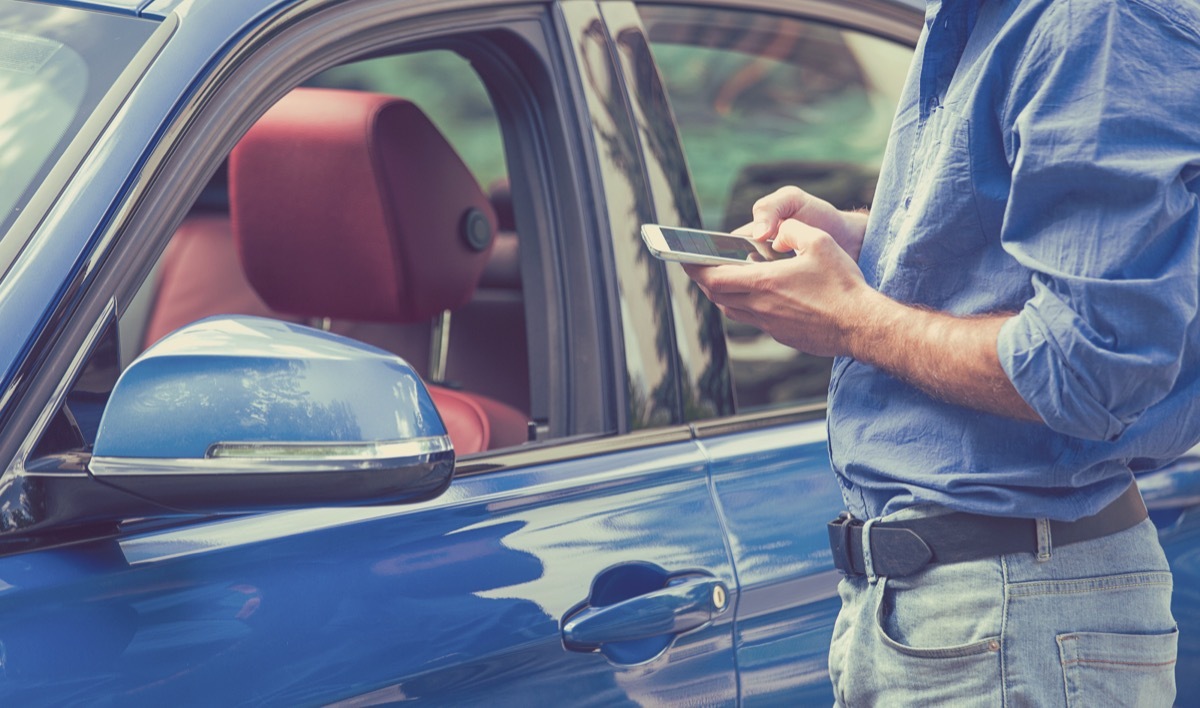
[647,37,894,230]
[308,51,508,190]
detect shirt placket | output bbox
[876,1,976,286]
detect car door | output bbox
[0,1,738,704]
[628,0,1200,704]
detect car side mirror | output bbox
[84,316,454,513]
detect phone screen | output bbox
[658,227,791,262]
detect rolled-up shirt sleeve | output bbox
[996,0,1200,442]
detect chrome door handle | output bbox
[562,575,728,651]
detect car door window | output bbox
[639,5,912,410]
[119,47,534,455]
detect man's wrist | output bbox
[836,209,870,261]
[840,287,897,362]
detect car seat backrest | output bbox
[445,230,530,414]
[141,214,301,347]
[230,88,497,322]
[225,87,527,453]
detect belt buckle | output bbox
[827,511,862,576]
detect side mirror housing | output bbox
[87,316,454,512]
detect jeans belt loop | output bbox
[1036,518,1052,562]
[827,512,860,576]
[861,517,881,584]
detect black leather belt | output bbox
[826,483,1148,578]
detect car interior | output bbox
[121,53,536,456]
[32,15,910,466]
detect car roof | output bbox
[43,0,924,21]
[34,0,162,16]
[33,0,283,19]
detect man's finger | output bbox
[750,186,811,241]
[718,304,763,329]
[685,262,756,295]
[772,218,828,253]
[750,187,800,241]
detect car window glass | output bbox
[639,5,912,410]
[0,2,159,241]
[110,47,535,459]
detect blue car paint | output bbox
[2,0,1199,704]
[699,423,849,704]
[0,440,739,704]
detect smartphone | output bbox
[640,224,793,266]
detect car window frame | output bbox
[598,1,736,427]
[0,0,659,523]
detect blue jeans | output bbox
[827,512,1177,707]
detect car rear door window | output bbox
[639,5,912,410]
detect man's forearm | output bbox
[836,209,870,261]
[686,218,1041,424]
[845,290,1041,422]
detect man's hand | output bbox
[683,195,1041,423]
[685,219,871,357]
[739,186,869,262]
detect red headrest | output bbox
[229,88,496,322]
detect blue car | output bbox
[2,0,1198,704]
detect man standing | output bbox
[685,0,1200,704]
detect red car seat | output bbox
[151,88,529,454]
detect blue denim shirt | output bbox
[829,0,1200,521]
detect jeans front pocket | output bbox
[862,571,1004,705]
[1058,628,1177,708]
[874,574,1002,659]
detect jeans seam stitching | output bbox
[1010,571,1170,585]
[1007,572,1172,597]
[1009,581,1172,598]
[1000,554,1011,708]
[1061,658,1176,668]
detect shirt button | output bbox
[903,196,912,209]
